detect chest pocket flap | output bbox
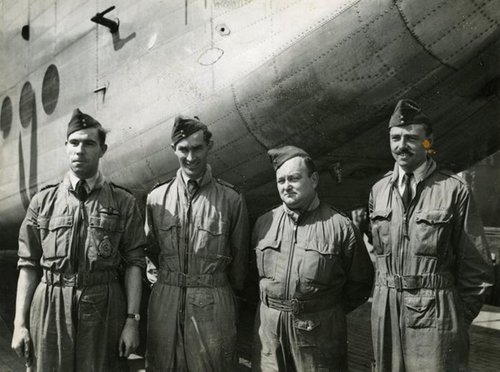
[255,239,280,251]
[89,216,124,231]
[415,210,452,225]
[158,216,177,231]
[304,241,338,257]
[370,208,392,221]
[37,216,73,230]
[197,218,226,236]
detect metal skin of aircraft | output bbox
[0,0,499,328]
[1,0,500,244]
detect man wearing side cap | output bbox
[11,109,146,371]
[145,115,249,371]
[252,146,374,371]
[369,99,493,371]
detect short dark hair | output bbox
[97,127,108,146]
[202,127,213,144]
[423,123,433,137]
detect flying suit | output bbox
[145,166,249,371]
[369,159,494,371]
[252,198,374,371]
[17,173,146,372]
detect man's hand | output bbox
[118,320,139,358]
[11,326,32,361]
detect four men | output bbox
[144,116,249,371]
[369,99,494,371]
[252,146,374,371]
[12,103,494,370]
[11,109,146,371]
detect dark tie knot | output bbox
[75,179,88,201]
[402,172,413,183]
[187,179,198,196]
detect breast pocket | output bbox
[411,210,452,257]
[301,243,339,286]
[89,215,124,259]
[37,216,73,258]
[157,216,178,252]
[196,218,227,255]
[255,240,280,279]
[370,209,392,255]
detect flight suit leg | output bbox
[252,303,286,372]
[288,307,348,372]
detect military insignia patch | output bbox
[98,236,113,258]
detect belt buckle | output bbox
[290,299,301,315]
[393,275,403,291]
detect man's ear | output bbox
[311,171,319,189]
[100,144,108,156]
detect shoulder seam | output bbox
[110,182,133,195]
[40,182,59,191]
[436,170,466,184]
[151,177,176,191]
[215,178,240,193]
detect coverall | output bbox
[145,166,249,371]
[369,159,494,371]
[252,199,374,371]
[17,173,146,372]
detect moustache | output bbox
[395,149,413,156]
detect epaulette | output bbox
[40,183,59,191]
[110,182,134,195]
[151,177,176,191]
[382,170,393,178]
[216,178,241,193]
[437,169,467,185]
[329,205,349,218]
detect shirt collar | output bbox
[178,164,212,189]
[69,171,99,192]
[283,194,320,223]
[397,158,429,187]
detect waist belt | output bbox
[261,292,339,315]
[41,270,118,288]
[158,271,228,288]
[376,273,454,291]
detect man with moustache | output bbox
[11,109,146,371]
[369,99,494,371]
[252,146,374,371]
[145,115,249,371]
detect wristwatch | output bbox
[127,313,141,321]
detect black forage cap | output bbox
[389,99,431,128]
[268,145,310,171]
[171,115,207,147]
[67,108,102,137]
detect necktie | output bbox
[401,173,413,210]
[187,179,198,197]
[75,179,88,201]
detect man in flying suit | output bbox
[370,99,494,371]
[252,145,374,371]
[11,109,147,371]
[145,115,249,371]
